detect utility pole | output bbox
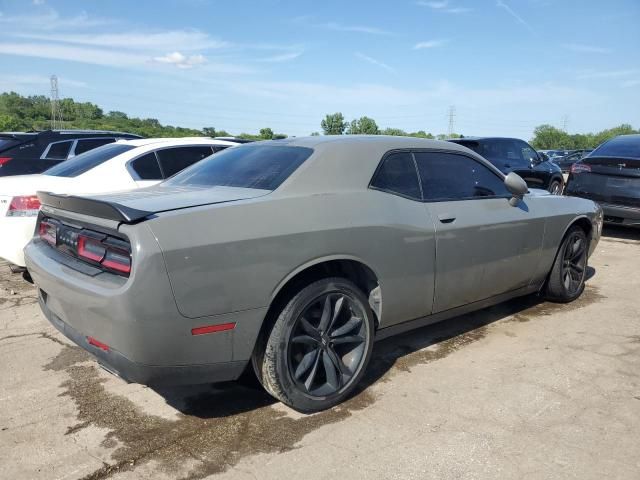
[447,105,456,137]
[50,75,63,130]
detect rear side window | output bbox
[370,152,421,200]
[44,141,73,160]
[591,136,640,158]
[157,146,214,178]
[166,145,313,190]
[44,144,135,178]
[131,152,162,180]
[74,138,115,155]
[414,152,509,201]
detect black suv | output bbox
[448,137,565,194]
[0,130,141,177]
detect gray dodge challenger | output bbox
[25,136,603,412]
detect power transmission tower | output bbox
[50,75,63,130]
[561,114,569,132]
[447,105,456,137]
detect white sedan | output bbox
[0,137,239,269]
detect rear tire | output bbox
[545,226,588,302]
[548,179,563,195]
[254,277,375,413]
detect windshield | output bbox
[591,136,640,158]
[165,144,313,190]
[44,143,135,177]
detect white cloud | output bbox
[258,51,303,62]
[0,9,110,30]
[0,74,86,91]
[322,22,392,35]
[416,1,472,13]
[414,39,448,49]
[563,43,612,54]
[496,1,535,33]
[354,52,395,73]
[153,52,206,69]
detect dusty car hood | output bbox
[88,184,271,215]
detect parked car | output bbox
[0,130,141,177]
[539,149,572,159]
[25,136,602,412]
[448,137,565,194]
[554,149,594,173]
[0,137,239,270]
[565,135,640,227]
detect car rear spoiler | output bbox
[37,191,152,224]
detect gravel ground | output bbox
[0,226,639,480]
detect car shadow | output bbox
[152,285,589,419]
[602,225,640,241]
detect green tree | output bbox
[310,131,320,136]
[321,112,347,135]
[530,124,570,149]
[259,127,274,140]
[380,127,407,136]
[347,116,379,135]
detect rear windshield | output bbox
[591,136,640,159]
[165,145,313,190]
[0,138,19,151]
[44,144,135,177]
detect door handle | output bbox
[438,213,456,224]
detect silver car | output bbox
[25,136,602,412]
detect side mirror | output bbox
[504,172,528,206]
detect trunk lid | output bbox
[568,156,640,208]
[38,185,271,223]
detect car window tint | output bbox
[44,141,73,160]
[370,152,421,200]
[521,143,538,163]
[592,136,640,158]
[75,138,115,155]
[44,144,135,178]
[131,152,162,180]
[157,146,214,178]
[165,145,312,190]
[415,152,510,201]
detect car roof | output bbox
[115,137,240,148]
[262,134,466,150]
[447,137,524,142]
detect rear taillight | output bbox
[38,219,57,246]
[77,233,131,275]
[38,218,132,277]
[0,157,12,166]
[571,163,591,174]
[6,195,41,217]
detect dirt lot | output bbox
[1,227,639,480]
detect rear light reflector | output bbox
[87,336,110,351]
[38,219,57,246]
[77,235,106,262]
[191,322,236,336]
[571,163,591,174]
[0,157,12,166]
[6,195,41,217]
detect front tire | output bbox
[545,226,588,302]
[255,277,375,412]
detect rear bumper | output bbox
[25,233,267,386]
[600,203,640,226]
[0,216,36,267]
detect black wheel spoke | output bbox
[291,335,319,346]
[570,263,584,274]
[330,316,362,338]
[322,351,340,390]
[300,317,320,340]
[303,349,322,390]
[332,335,365,345]
[295,348,319,380]
[326,346,350,376]
[329,296,344,331]
[318,295,333,332]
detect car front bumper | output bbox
[25,236,267,387]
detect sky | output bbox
[0,0,638,139]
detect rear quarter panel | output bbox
[147,189,437,327]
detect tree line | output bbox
[0,92,635,149]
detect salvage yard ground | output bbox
[1,227,639,480]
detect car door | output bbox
[414,150,546,313]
